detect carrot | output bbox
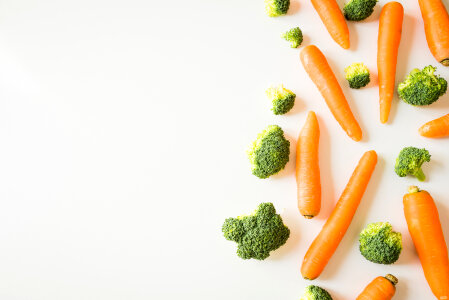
[301,150,377,279]
[296,111,321,219]
[419,113,449,138]
[403,186,449,299]
[311,0,350,49]
[418,0,449,66]
[300,45,362,142]
[378,1,403,124]
[356,274,397,300]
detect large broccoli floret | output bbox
[359,222,402,264]
[282,27,303,48]
[300,285,333,300]
[222,202,290,260]
[344,63,370,89]
[398,66,447,106]
[266,85,296,115]
[343,0,377,21]
[265,0,290,17]
[247,125,290,179]
[395,146,431,181]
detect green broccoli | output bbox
[282,27,303,48]
[395,146,431,181]
[265,0,290,17]
[359,222,402,265]
[398,65,447,106]
[247,125,290,179]
[222,202,290,260]
[300,285,333,300]
[344,63,370,89]
[343,0,378,21]
[266,85,296,115]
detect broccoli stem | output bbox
[408,186,420,194]
[441,59,449,67]
[385,274,398,286]
[413,168,426,181]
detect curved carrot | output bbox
[419,113,449,138]
[404,186,449,299]
[296,111,321,219]
[418,0,449,66]
[300,45,362,142]
[378,1,403,124]
[301,150,377,279]
[356,275,397,300]
[311,0,350,49]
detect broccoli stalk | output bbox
[265,0,290,17]
[343,0,378,21]
[359,222,402,264]
[300,285,333,300]
[266,85,296,115]
[282,27,303,48]
[344,63,370,89]
[394,147,431,181]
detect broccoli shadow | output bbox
[366,71,378,88]
[283,95,305,116]
[287,0,300,15]
[421,156,443,183]
[269,210,301,260]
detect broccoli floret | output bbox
[300,285,333,300]
[247,125,290,179]
[222,202,290,260]
[344,63,370,89]
[266,85,296,115]
[359,222,402,264]
[343,0,378,21]
[398,65,447,106]
[282,27,303,48]
[395,146,431,181]
[265,0,290,17]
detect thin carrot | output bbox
[311,0,350,49]
[378,1,403,124]
[296,111,321,219]
[301,150,377,280]
[356,274,397,300]
[419,113,449,138]
[300,45,362,142]
[404,186,449,299]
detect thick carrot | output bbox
[296,111,321,219]
[404,186,449,299]
[356,275,397,300]
[301,150,377,279]
[300,45,362,142]
[418,0,449,66]
[311,0,350,49]
[419,113,449,138]
[378,1,403,124]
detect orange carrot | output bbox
[301,150,377,279]
[311,0,350,49]
[419,113,449,138]
[378,1,403,124]
[300,45,362,142]
[404,186,449,299]
[356,275,397,300]
[418,0,449,66]
[296,111,321,219]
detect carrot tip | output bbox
[441,59,449,66]
[408,186,420,194]
[385,274,398,286]
[303,215,315,219]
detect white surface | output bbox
[0,0,448,299]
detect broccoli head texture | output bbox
[398,65,447,106]
[344,63,370,89]
[222,202,290,260]
[247,125,290,179]
[265,0,290,17]
[266,85,296,115]
[300,285,333,300]
[282,27,303,48]
[359,222,402,265]
[343,0,378,21]
[395,146,431,181]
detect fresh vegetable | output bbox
[282,27,303,48]
[300,45,362,142]
[296,111,321,219]
[397,65,447,106]
[394,146,431,181]
[265,0,290,17]
[247,125,290,179]
[378,1,403,124]
[301,150,377,280]
[266,85,296,115]
[345,63,371,89]
[222,202,290,260]
[300,285,333,300]
[404,186,449,299]
[343,0,378,21]
[419,113,449,138]
[359,222,402,264]
[356,274,398,300]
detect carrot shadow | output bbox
[347,20,359,51]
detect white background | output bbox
[0,0,448,299]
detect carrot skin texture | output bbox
[378,2,403,124]
[301,150,377,279]
[300,45,362,142]
[419,113,449,138]
[356,276,396,300]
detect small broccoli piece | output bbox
[282,27,303,48]
[222,202,290,260]
[300,285,333,300]
[343,0,378,21]
[395,146,431,181]
[398,65,448,106]
[359,222,402,264]
[265,0,290,17]
[247,125,290,179]
[266,85,296,115]
[345,63,370,89]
